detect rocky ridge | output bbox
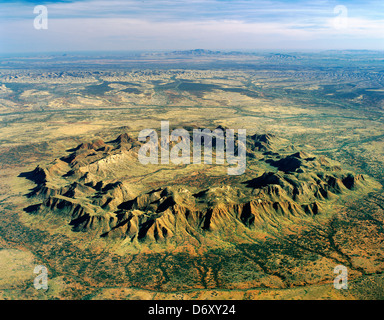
[21,131,373,245]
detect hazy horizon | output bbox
[1,48,384,57]
[0,0,383,54]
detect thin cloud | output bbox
[0,0,383,52]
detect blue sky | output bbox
[0,0,383,53]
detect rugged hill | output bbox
[21,131,377,248]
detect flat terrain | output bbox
[0,50,384,299]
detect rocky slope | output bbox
[21,131,376,246]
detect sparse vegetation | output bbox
[1,51,384,300]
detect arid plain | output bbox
[1,50,384,299]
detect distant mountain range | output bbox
[141,49,301,61]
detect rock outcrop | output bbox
[22,131,374,244]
